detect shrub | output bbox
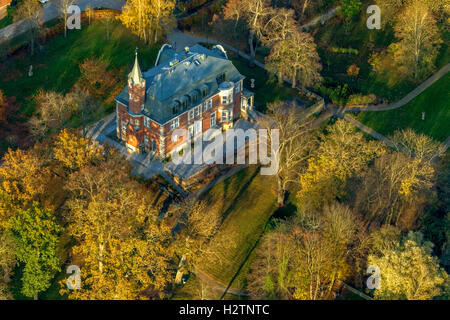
[347,93,377,106]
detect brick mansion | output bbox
[115,44,254,157]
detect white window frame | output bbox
[170,117,179,131]
[121,120,127,133]
[210,112,216,127]
[144,135,149,146]
[144,117,150,129]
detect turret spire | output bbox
[128,47,144,85]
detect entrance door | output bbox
[194,120,202,137]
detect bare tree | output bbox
[259,101,317,206]
[266,31,322,88]
[55,0,76,38]
[14,0,43,56]
[241,0,273,67]
[391,128,446,162]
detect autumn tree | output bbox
[101,11,115,40]
[28,90,81,139]
[119,0,175,44]
[53,129,105,172]
[359,131,436,226]
[85,4,93,25]
[222,0,246,34]
[0,231,16,300]
[78,57,118,97]
[261,8,298,47]
[64,159,175,299]
[178,199,222,271]
[391,128,445,162]
[247,202,360,300]
[241,0,273,66]
[259,101,317,206]
[297,120,383,211]
[9,203,60,300]
[266,31,322,88]
[0,148,51,227]
[14,0,43,56]
[375,0,449,24]
[390,0,442,79]
[368,231,448,300]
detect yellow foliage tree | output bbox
[53,129,104,172]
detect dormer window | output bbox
[178,97,188,110]
[200,84,208,98]
[216,73,226,84]
[171,101,180,115]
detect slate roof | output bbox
[115,44,245,124]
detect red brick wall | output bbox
[128,82,146,114]
[117,85,243,156]
[117,102,161,152]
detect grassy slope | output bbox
[173,165,277,298]
[0,20,159,117]
[198,166,276,285]
[354,72,450,141]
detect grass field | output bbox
[174,165,278,298]
[353,72,450,141]
[197,166,276,285]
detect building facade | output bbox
[115,44,254,158]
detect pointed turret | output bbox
[128,48,146,114]
[128,50,144,85]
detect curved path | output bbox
[344,63,450,112]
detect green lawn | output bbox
[354,72,450,141]
[0,20,159,116]
[174,165,277,298]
